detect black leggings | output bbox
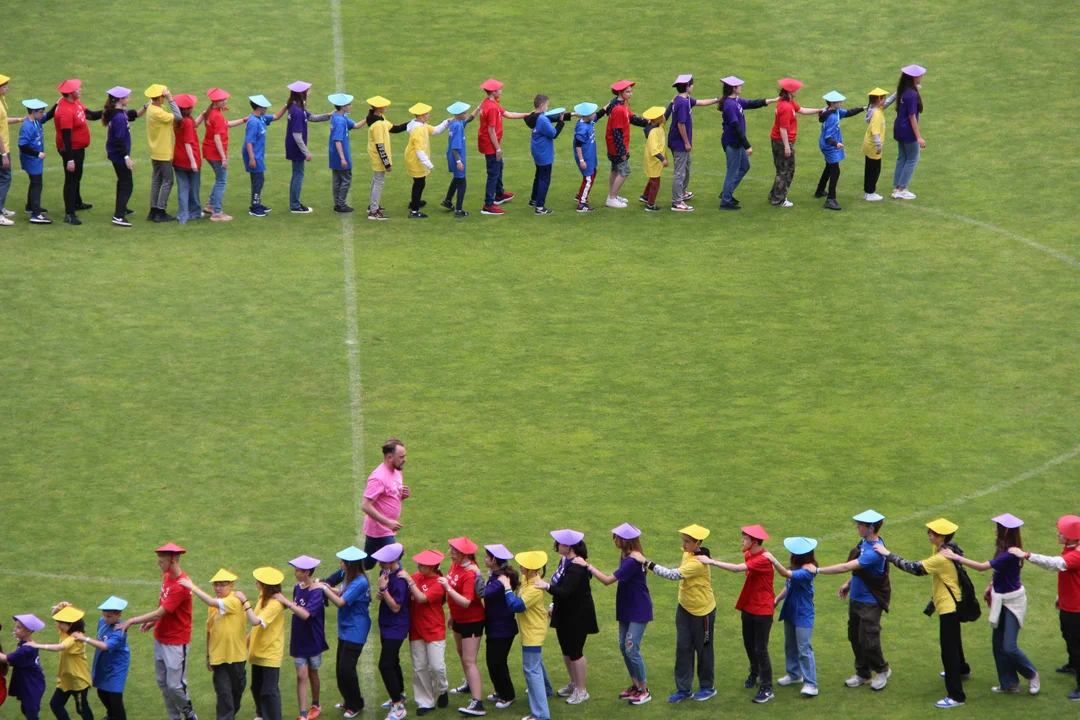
[49,687,94,720]
[96,689,126,720]
[378,637,405,704]
[486,635,516,701]
[61,148,86,214]
[445,177,467,210]
[336,639,365,712]
[410,176,427,211]
[113,162,133,218]
[864,156,882,194]
[26,173,43,214]
[817,162,840,199]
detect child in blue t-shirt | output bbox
[572,102,602,212]
[440,101,480,218]
[815,91,864,211]
[327,93,367,214]
[768,538,820,696]
[525,95,570,215]
[82,597,131,720]
[243,95,286,217]
[18,99,54,224]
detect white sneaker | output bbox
[800,684,819,696]
[864,193,883,201]
[0,216,14,226]
[556,683,575,697]
[1,207,14,217]
[777,674,803,687]
[1029,672,1040,695]
[900,190,916,199]
[780,200,794,207]
[386,702,407,720]
[871,668,892,691]
[616,195,627,203]
[565,689,589,705]
[845,674,871,688]
[604,197,627,209]
[935,697,964,709]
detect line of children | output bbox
[441,102,480,218]
[404,103,450,218]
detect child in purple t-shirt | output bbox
[664,75,719,211]
[0,614,47,719]
[289,555,331,720]
[283,81,331,213]
[373,543,411,720]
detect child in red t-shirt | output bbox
[439,537,486,715]
[700,524,776,704]
[603,80,648,209]
[406,549,449,713]
[768,78,821,207]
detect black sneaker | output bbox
[419,200,427,207]
[451,680,470,694]
[248,207,268,217]
[1057,665,1075,674]
[752,689,774,704]
[454,210,469,218]
[408,210,428,218]
[124,208,135,216]
[29,214,53,224]
[743,674,758,689]
[437,692,449,708]
[258,205,272,213]
[644,204,661,212]
[156,212,176,222]
[440,198,454,211]
[719,202,741,211]
[528,200,537,207]
[147,209,159,221]
[75,202,93,211]
[367,210,388,221]
[1069,690,1080,701]
[534,207,553,215]
[823,198,842,210]
[417,708,434,717]
[683,191,695,201]
[458,699,486,716]
[111,216,132,227]
[64,214,81,225]
[291,205,313,214]
[334,205,354,214]
[813,190,827,198]
[638,194,648,203]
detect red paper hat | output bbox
[610,79,636,92]
[174,94,198,109]
[480,78,503,92]
[1058,515,1080,541]
[57,79,82,94]
[741,525,770,541]
[778,78,803,93]
[448,536,478,554]
[207,88,230,101]
[155,542,186,554]
[412,549,445,566]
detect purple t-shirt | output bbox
[378,573,411,640]
[613,556,653,623]
[667,95,698,152]
[893,89,921,143]
[721,97,752,147]
[7,640,46,712]
[989,551,1023,594]
[284,105,310,160]
[290,583,330,658]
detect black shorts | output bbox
[452,620,485,639]
[555,625,588,660]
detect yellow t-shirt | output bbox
[147,102,176,161]
[57,633,92,691]
[644,125,666,178]
[862,108,886,160]
[0,97,10,157]
[923,550,962,614]
[405,123,436,178]
[368,118,393,172]
[247,597,285,667]
[517,582,549,647]
[206,593,248,665]
[678,552,716,616]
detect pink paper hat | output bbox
[550,529,584,546]
[484,544,514,561]
[721,76,744,87]
[672,74,693,86]
[901,64,927,77]
[991,513,1024,529]
[14,613,45,632]
[287,80,312,93]
[371,542,404,563]
[288,555,321,571]
[612,523,642,540]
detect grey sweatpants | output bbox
[154,640,196,720]
[671,150,691,204]
[369,170,386,212]
[333,169,353,208]
[675,605,715,693]
[151,159,174,210]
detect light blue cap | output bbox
[574,102,598,116]
[248,94,272,108]
[853,509,885,524]
[97,596,128,612]
[371,542,404,563]
[783,537,818,555]
[22,98,48,110]
[446,101,471,115]
[336,545,368,562]
[545,107,566,118]
[823,90,846,103]
[328,93,354,107]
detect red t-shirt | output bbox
[605,102,631,157]
[54,98,92,151]
[477,98,506,156]
[1058,546,1080,613]
[173,117,202,169]
[770,100,802,143]
[735,551,775,616]
[447,562,485,624]
[202,109,228,161]
[409,571,447,642]
[154,571,193,645]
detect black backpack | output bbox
[944,548,982,623]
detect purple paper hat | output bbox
[287,80,312,93]
[901,64,926,78]
[612,523,642,540]
[14,613,45,632]
[288,555,321,571]
[721,76,744,87]
[991,513,1024,529]
[484,544,514,561]
[672,74,693,86]
[371,542,404,563]
[550,529,584,546]
[107,86,131,99]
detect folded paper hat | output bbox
[926,518,959,536]
[366,95,391,108]
[97,596,128,612]
[610,79,635,92]
[721,76,744,87]
[448,536,478,554]
[145,84,167,98]
[248,95,272,108]
[485,544,514,561]
[14,613,45,632]
[823,91,846,103]
[1057,515,1080,540]
[173,94,198,109]
[107,86,131,99]
[515,551,548,570]
[412,549,445,566]
[207,88,230,101]
[550,529,585,546]
[545,107,566,118]
[901,64,927,77]
[778,78,803,92]
[253,567,285,585]
[210,568,238,583]
[287,80,312,93]
[409,102,432,115]
[612,522,641,540]
[991,513,1024,529]
[22,99,48,110]
[52,605,85,623]
[741,524,770,541]
[852,509,885,524]
[642,106,666,121]
[371,542,404,563]
[328,93,354,106]
[680,524,710,541]
[156,542,186,554]
[336,546,367,562]
[783,536,818,555]
[574,102,598,116]
[868,87,888,97]
[57,79,82,94]
[288,555,321,571]
[480,78,504,92]
[0,74,10,85]
[446,101,471,115]
[672,74,693,86]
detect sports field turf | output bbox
[2,0,1079,717]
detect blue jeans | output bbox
[531,164,552,208]
[363,534,395,570]
[721,144,750,204]
[207,159,227,213]
[893,140,920,188]
[618,621,648,683]
[784,621,817,686]
[522,649,550,720]
[174,168,202,223]
[484,153,504,206]
[992,607,1036,687]
[0,166,11,211]
[290,158,306,209]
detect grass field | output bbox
[2,0,1080,718]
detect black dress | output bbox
[549,560,599,659]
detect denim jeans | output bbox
[522,649,550,720]
[290,158,306,209]
[893,140,920,188]
[721,144,750,204]
[0,166,11,212]
[174,168,202,223]
[484,153,504,205]
[207,159,227,213]
[618,621,648,683]
[992,607,1036,688]
[783,621,817,686]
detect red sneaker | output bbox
[481,205,505,215]
[493,191,515,205]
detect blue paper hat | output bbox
[823,90,846,103]
[336,546,368,562]
[852,509,885,524]
[328,93,354,107]
[97,596,128,612]
[248,94,272,108]
[22,98,48,111]
[545,107,566,118]
[574,102,598,116]
[783,537,818,555]
[446,101,471,115]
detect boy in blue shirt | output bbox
[815,91,864,211]
[243,94,286,217]
[525,95,570,216]
[572,102,601,212]
[440,101,480,218]
[82,596,131,720]
[18,99,53,224]
[328,93,366,214]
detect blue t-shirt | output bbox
[530,113,558,166]
[91,617,130,693]
[613,555,653,624]
[849,538,887,605]
[572,119,597,176]
[242,113,274,173]
[329,113,356,171]
[19,118,47,175]
[667,95,697,152]
[445,118,468,177]
[7,640,46,712]
[291,583,330,658]
[778,569,816,628]
[337,575,372,645]
[378,572,411,641]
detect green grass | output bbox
[2,0,1079,718]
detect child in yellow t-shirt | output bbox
[365,96,409,220]
[640,107,669,212]
[28,603,92,717]
[181,569,249,719]
[404,103,450,218]
[862,88,895,201]
[514,551,551,720]
[243,567,311,720]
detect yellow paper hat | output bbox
[252,566,285,585]
[680,524,711,541]
[642,106,666,121]
[210,568,238,583]
[0,74,10,86]
[366,95,391,108]
[515,551,549,570]
[52,605,85,623]
[926,518,959,536]
[868,87,888,96]
[408,102,432,116]
[144,84,167,98]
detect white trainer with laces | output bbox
[865,193,883,201]
[604,197,627,209]
[777,674,803,686]
[801,684,819,696]
[845,674,871,688]
[780,200,794,207]
[871,668,892,690]
[935,697,964,709]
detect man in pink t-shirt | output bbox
[361,437,409,568]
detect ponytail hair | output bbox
[102,94,121,126]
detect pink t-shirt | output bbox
[362,461,403,538]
